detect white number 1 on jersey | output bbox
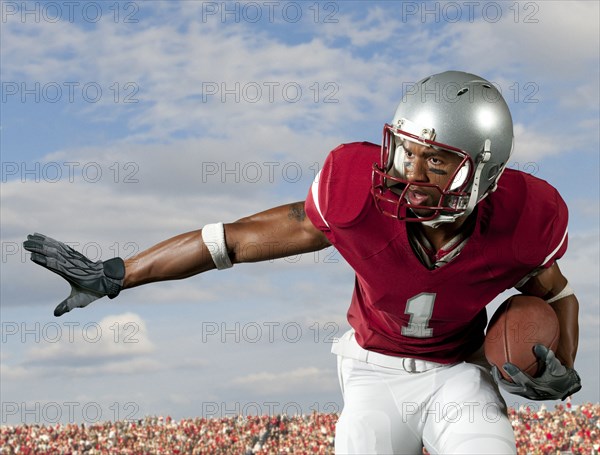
[402,292,435,338]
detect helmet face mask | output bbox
[372,71,514,226]
[373,123,474,222]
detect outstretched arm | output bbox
[25,202,331,316]
[124,201,330,288]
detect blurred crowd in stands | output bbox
[510,402,599,455]
[1,403,598,454]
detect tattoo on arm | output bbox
[288,203,306,222]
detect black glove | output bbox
[23,233,125,317]
[491,345,582,401]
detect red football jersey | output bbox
[305,142,569,363]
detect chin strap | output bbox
[421,213,463,228]
[465,139,491,216]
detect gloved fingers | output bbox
[25,234,98,280]
[533,344,549,360]
[29,252,73,281]
[24,232,60,251]
[23,232,49,248]
[29,232,63,247]
[24,237,71,270]
[542,348,567,376]
[29,252,48,267]
[502,362,536,387]
[502,362,540,399]
[491,365,525,393]
[492,356,581,401]
[54,285,102,317]
[533,344,549,376]
[54,300,72,317]
[534,345,567,376]
[24,233,82,260]
[23,235,44,253]
[490,365,506,384]
[24,239,60,258]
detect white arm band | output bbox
[545,282,575,304]
[201,222,233,270]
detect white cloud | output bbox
[1,313,161,379]
[25,312,154,361]
[571,198,600,219]
[0,2,412,147]
[131,283,217,305]
[558,232,600,296]
[55,357,163,377]
[318,5,404,47]
[0,364,31,381]
[510,123,562,161]
[428,2,598,75]
[230,366,337,394]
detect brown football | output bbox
[484,295,560,381]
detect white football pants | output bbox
[333,330,516,455]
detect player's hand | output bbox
[491,345,582,401]
[23,233,125,317]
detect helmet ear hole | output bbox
[450,163,470,190]
[389,142,406,179]
[383,136,396,171]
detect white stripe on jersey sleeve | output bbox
[541,227,568,267]
[311,169,329,228]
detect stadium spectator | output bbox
[1,404,598,454]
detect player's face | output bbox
[399,139,463,216]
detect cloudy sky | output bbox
[1,1,598,425]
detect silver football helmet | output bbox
[372,71,514,226]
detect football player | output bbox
[24,71,581,454]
